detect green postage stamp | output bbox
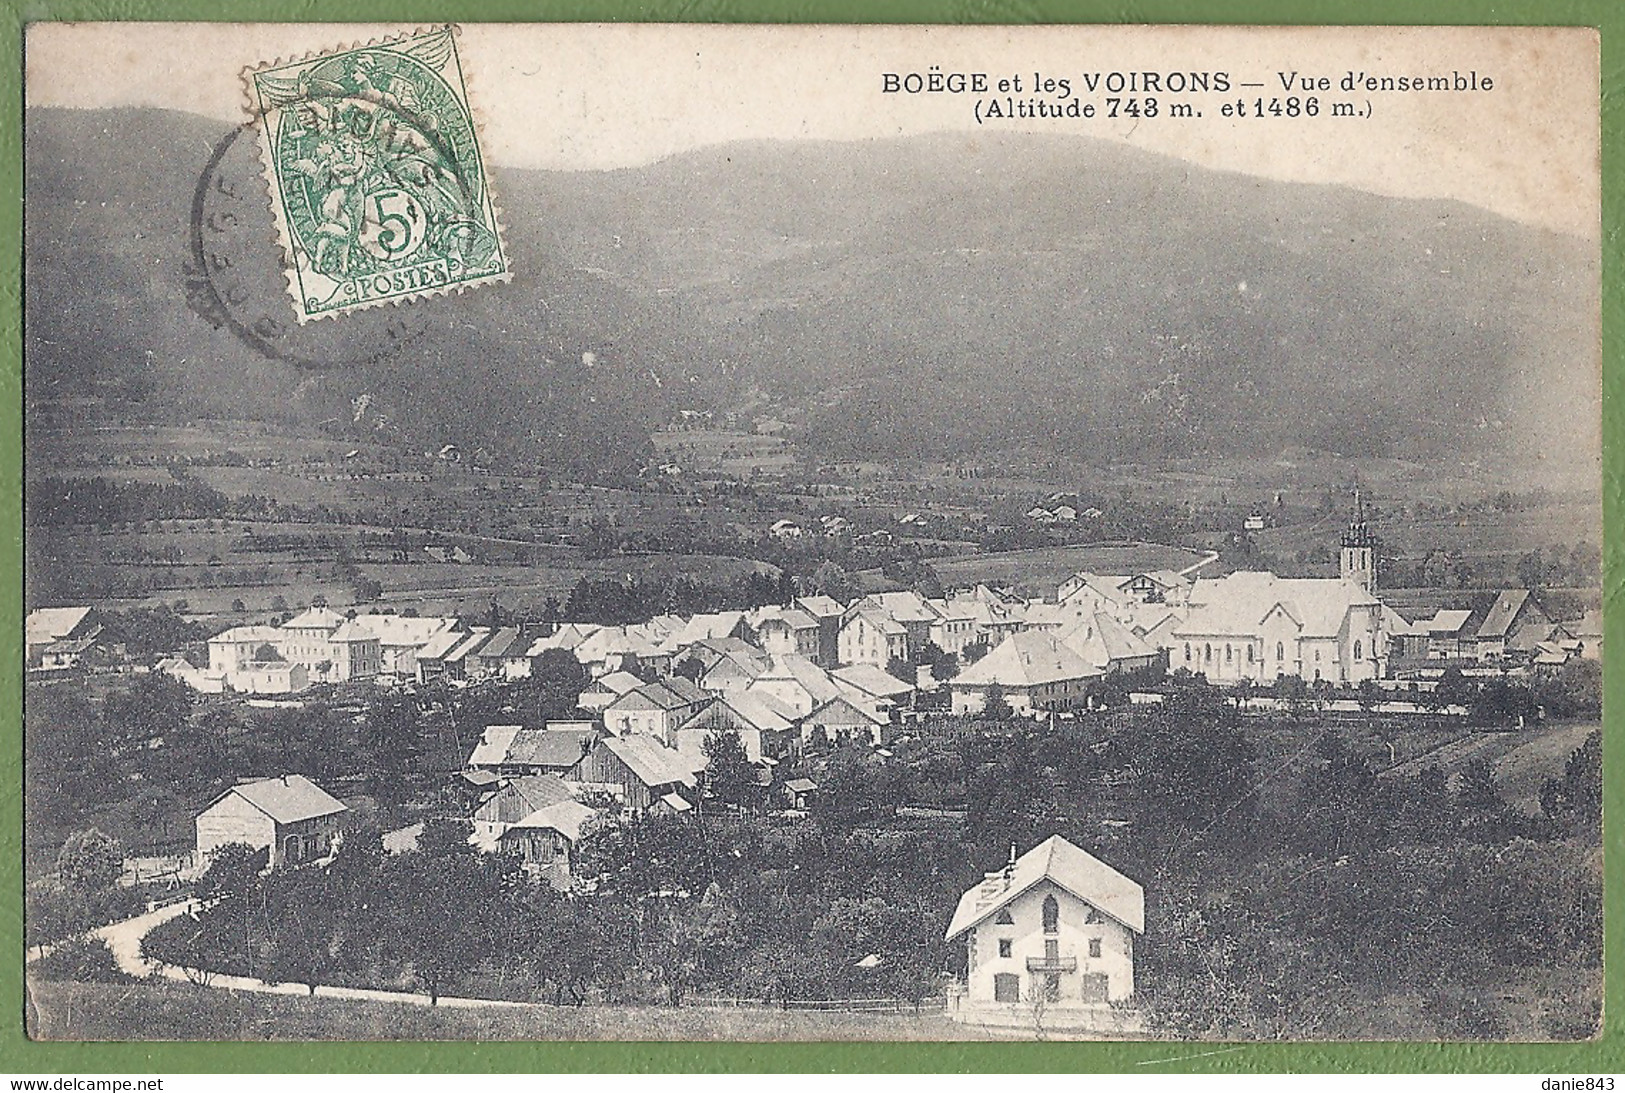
[246,26,510,322]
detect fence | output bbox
[690,994,947,1014]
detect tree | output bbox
[57,829,122,900]
[102,673,193,752]
[702,731,757,812]
[1541,731,1601,837]
[521,648,591,720]
[1356,678,1384,715]
[263,868,342,994]
[1133,700,1260,857]
[811,560,854,603]
[675,656,705,682]
[1533,659,1602,719]
[981,682,1013,721]
[383,851,505,1004]
[885,656,916,686]
[417,817,476,857]
[197,842,268,904]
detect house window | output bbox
[1276,641,1285,661]
[1044,973,1061,1002]
[994,972,1021,1003]
[1225,644,1232,663]
[1204,643,1212,664]
[995,909,1014,925]
[1089,938,1102,958]
[1354,640,1362,660]
[1045,938,1059,961]
[998,938,1012,958]
[1184,643,1191,662]
[1042,895,1059,933]
[1246,645,1254,663]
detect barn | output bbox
[195,775,349,869]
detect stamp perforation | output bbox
[241,24,512,324]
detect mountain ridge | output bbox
[24,106,1598,481]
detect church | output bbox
[1168,501,1387,684]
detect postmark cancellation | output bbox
[245,26,510,323]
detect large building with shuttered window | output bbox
[946,836,1143,1023]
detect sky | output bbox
[25,22,1601,239]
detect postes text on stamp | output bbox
[246,26,510,322]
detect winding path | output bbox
[44,901,532,1010]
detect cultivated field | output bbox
[926,542,1215,596]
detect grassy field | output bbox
[27,979,1000,1042]
[926,543,1213,596]
[1372,721,1597,814]
[1241,718,1591,819]
[1254,499,1599,569]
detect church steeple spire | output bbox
[1340,485,1377,591]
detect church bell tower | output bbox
[1340,489,1377,593]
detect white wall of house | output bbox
[964,880,1135,1009]
[196,793,277,861]
[838,616,907,667]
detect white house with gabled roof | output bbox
[946,835,1143,1022]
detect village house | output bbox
[467,626,522,681]
[1416,608,1477,660]
[946,835,1144,1021]
[206,607,382,688]
[497,798,601,888]
[439,628,492,682]
[683,639,771,695]
[206,625,312,694]
[156,655,225,694]
[25,606,101,667]
[413,628,468,684]
[195,774,348,870]
[750,606,822,660]
[855,592,942,658]
[469,773,577,849]
[925,598,980,658]
[467,723,600,778]
[837,606,910,668]
[830,662,915,716]
[782,777,819,810]
[578,669,646,713]
[602,677,713,745]
[1023,603,1165,676]
[672,611,755,647]
[571,735,697,818]
[349,613,461,678]
[801,695,888,747]
[950,632,1102,715]
[674,692,799,762]
[794,595,846,667]
[746,654,845,716]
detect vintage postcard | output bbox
[21,23,1601,1043]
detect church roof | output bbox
[1176,571,1379,640]
[946,835,1144,938]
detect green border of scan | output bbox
[1,0,1619,1075]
